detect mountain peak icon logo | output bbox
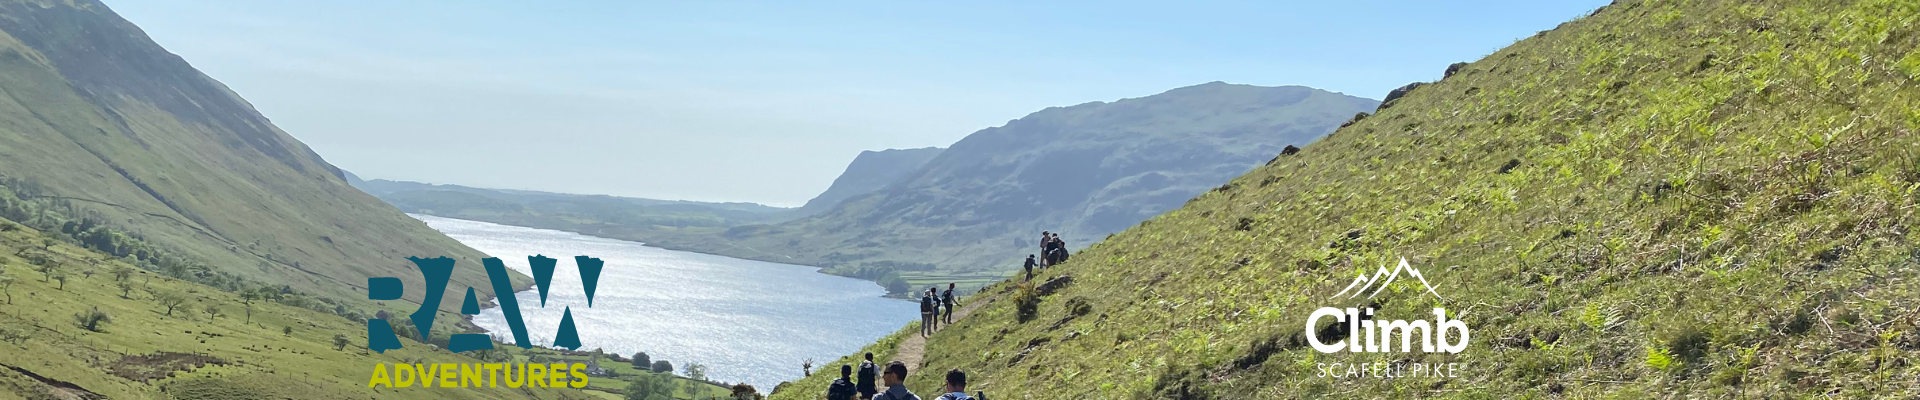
[1330,257,1444,301]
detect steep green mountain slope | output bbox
[791,147,945,217]
[772,0,1920,398]
[0,0,519,311]
[660,83,1378,287]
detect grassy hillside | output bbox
[0,0,523,314]
[658,83,1379,289]
[0,215,610,400]
[774,0,1920,398]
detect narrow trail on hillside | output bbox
[891,292,996,370]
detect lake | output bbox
[414,214,916,390]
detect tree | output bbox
[154,291,189,316]
[73,307,111,332]
[632,352,651,369]
[52,273,67,290]
[685,363,708,381]
[0,276,13,304]
[240,291,258,322]
[110,265,133,281]
[283,326,293,336]
[37,262,57,282]
[730,383,763,400]
[651,360,673,374]
[882,274,909,295]
[80,267,95,280]
[624,373,673,400]
[203,303,221,320]
[116,280,135,299]
[333,334,351,351]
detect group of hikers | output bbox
[818,231,1076,399]
[1022,231,1069,281]
[919,283,959,337]
[827,353,985,400]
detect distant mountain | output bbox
[652,82,1379,283]
[353,178,797,243]
[0,0,517,309]
[792,147,945,217]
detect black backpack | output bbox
[827,378,857,400]
[921,295,935,312]
[856,362,878,391]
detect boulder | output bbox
[1376,82,1426,111]
[1036,275,1074,296]
[1444,62,1470,78]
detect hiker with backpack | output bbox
[920,289,937,336]
[1023,254,1036,281]
[934,369,975,400]
[942,283,958,324]
[873,361,921,400]
[856,353,879,399]
[828,365,858,400]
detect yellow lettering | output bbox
[527,363,547,388]
[549,363,568,388]
[484,363,503,387]
[367,364,391,388]
[394,364,416,388]
[504,363,525,388]
[462,363,483,388]
[417,364,436,387]
[568,363,588,388]
[439,363,459,388]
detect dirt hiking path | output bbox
[891,292,995,370]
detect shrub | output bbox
[1015,283,1040,323]
[73,307,111,332]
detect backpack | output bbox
[827,378,857,400]
[936,392,975,400]
[921,295,935,313]
[856,362,878,392]
[942,290,954,306]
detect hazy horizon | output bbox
[107,0,1609,207]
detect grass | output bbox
[0,0,525,317]
[0,216,723,399]
[765,323,914,400]
[793,0,1920,398]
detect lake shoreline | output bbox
[416,214,919,390]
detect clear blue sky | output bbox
[107,0,1608,206]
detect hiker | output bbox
[828,365,858,400]
[920,289,937,336]
[942,283,958,324]
[930,288,944,331]
[934,369,973,400]
[1047,233,1068,266]
[1038,231,1053,267]
[1023,255,1036,281]
[856,353,879,399]
[873,361,921,400]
